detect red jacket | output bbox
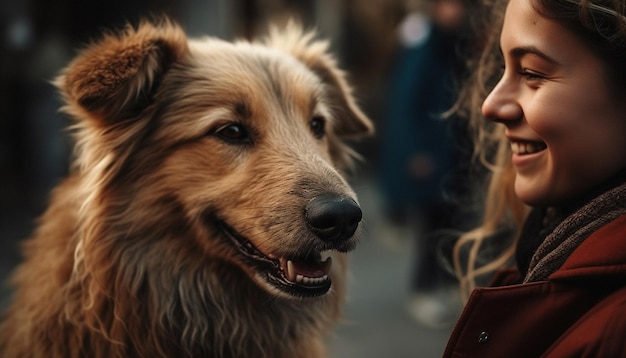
[444,214,626,357]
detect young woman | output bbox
[444,0,626,356]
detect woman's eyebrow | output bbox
[509,46,560,64]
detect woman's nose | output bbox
[481,77,523,123]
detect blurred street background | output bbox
[0,0,479,356]
[326,178,462,357]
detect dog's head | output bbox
[58,19,373,300]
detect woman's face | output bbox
[482,0,626,206]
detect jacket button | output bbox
[478,331,490,344]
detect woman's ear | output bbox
[263,23,374,138]
[56,19,188,127]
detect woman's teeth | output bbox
[511,141,547,155]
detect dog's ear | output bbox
[57,19,188,126]
[264,23,374,138]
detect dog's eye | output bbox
[310,116,326,139]
[214,123,251,144]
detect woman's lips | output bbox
[509,140,548,172]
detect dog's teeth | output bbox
[284,257,332,285]
[321,256,333,273]
[287,260,296,282]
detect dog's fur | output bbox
[0,19,372,358]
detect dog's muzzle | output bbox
[213,193,362,298]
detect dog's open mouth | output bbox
[216,219,333,297]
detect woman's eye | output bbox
[214,123,251,144]
[518,69,543,81]
[310,116,326,139]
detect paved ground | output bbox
[327,179,459,358]
[0,178,459,357]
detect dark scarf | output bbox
[516,173,626,283]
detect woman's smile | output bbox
[510,140,547,156]
[509,138,548,174]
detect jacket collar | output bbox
[521,172,626,282]
[550,214,626,282]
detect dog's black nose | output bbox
[305,194,362,242]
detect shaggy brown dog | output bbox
[0,19,372,358]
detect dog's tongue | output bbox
[279,256,332,282]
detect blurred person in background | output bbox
[446,0,626,355]
[377,0,472,328]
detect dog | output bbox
[0,19,372,358]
